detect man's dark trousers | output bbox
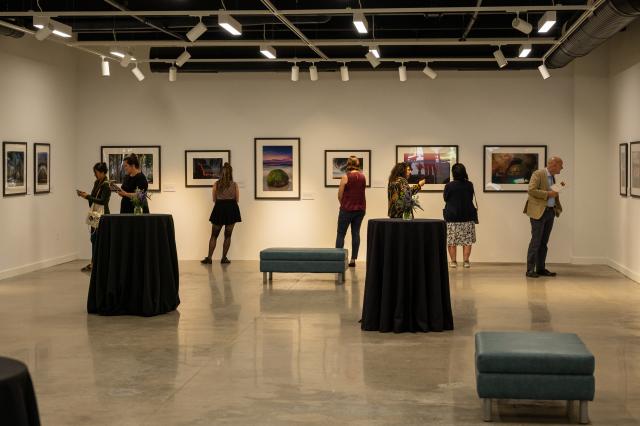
[527,207,555,272]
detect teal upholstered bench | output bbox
[260,248,348,284]
[475,331,595,424]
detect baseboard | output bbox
[0,253,78,281]
[606,258,640,284]
[570,256,607,265]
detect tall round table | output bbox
[0,357,40,426]
[361,218,454,333]
[88,214,180,316]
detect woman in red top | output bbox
[336,156,366,267]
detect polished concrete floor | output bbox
[1,261,639,425]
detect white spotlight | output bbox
[176,49,191,67]
[340,64,349,82]
[219,12,242,36]
[35,24,52,41]
[101,56,110,77]
[131,64,145,81]
[518,44,532,58]
[368,45,380,58]
[186,18,207,42]
[422,63,437,80]
[260,45,276,59]
[538,63,551,80]
[538,11,557,33]
[120,53,134,68]
[365,51,380,68]
[169,65,177,82]
[291,64,299,82]
[309,65,318,81]
[512,15,533,35]
[353,12,368,34]
[398,64,407,82]
[493,49,508,68]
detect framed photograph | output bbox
[483,145,547,192]
[395,145,458,192]
[620,143,628,197]
[3,141,28,197]
[100,146,161,192]
[631,141,640,198]
[324,150,371,188]
[185,150,231,188]
[254,137,300,200]
[34,143,50,194]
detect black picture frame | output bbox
[34,143,51,194]
[483,145,548,193]
[254,137,301,200]
[631,141,640,198]
[620,143,628,197]
[184,150,231,188]
[3,141,28,197]
[324,150,372,188]
[100,145,162,192]
[395,145,459,192]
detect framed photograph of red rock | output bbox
[620,143,628,197]
[395,145,459,192]
[631,141,640,198]
[185,150,230,188]
[254,138,300,200]
[324,150,371,188]
[483,145,548,192]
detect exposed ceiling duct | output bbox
[546,0,640,68]
[0,19,26,38]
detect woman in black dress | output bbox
[116,154,149,213]
[77,162,111,272]
[201,163,241,264]
[443,163,478,268]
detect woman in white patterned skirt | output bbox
[443,163,478,268]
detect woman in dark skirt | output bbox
[201,163,241,264]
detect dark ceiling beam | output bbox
[137,57,543,64]
[102,0,184,40]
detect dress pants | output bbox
[335,210,365,260]
[527,207,555,272]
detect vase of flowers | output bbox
[397,189,423,220]
[131,188,149,215]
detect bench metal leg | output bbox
[566,400,574,418]
[262,272,267,284]
[482,398,492,422]
[268,272,273,281]
[579,401,589,424]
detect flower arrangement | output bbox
[131,187,150,214]
[397,188,423,220]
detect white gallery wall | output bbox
[0,37,78,279]
[74,55,577,263]
[607,22,640,283]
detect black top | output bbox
[120,172,149,214]
[443,180,477,222]
[87,179,111,215]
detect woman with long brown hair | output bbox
[387,162,425,218]
[201,162,241,264]
[335,156,366,267]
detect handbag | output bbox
[472,189,479,225]
[85,183,106,228]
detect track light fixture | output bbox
[169,64,177,82]
[33,16,72,40]
[365,51,380,68]
[368,45,381,59]
[260,45,276,59]
[353,12,368,34]
[493,48,508,68]
[340,63,350,82]
[291,64,299,82]
[538,63,551,80]
[176,49,191,67]
[186,18,207,42]
[131,63,145,81]
[512,13,533,35]
[120,53,135,68]
[309,64,318,81]
[398,63,407,82]
[101,56,110,77]
[518,44,532,58]
[219,12,242,36]
[538,11,557,33]
[422,63,437,80]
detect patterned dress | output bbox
[387,177,421,218]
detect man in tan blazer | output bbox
[523,157,563,278]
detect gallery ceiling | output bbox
[0,0,639,76]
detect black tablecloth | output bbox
[361,218,454,333]
[88,214,180,316]
[0,357,40,426]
